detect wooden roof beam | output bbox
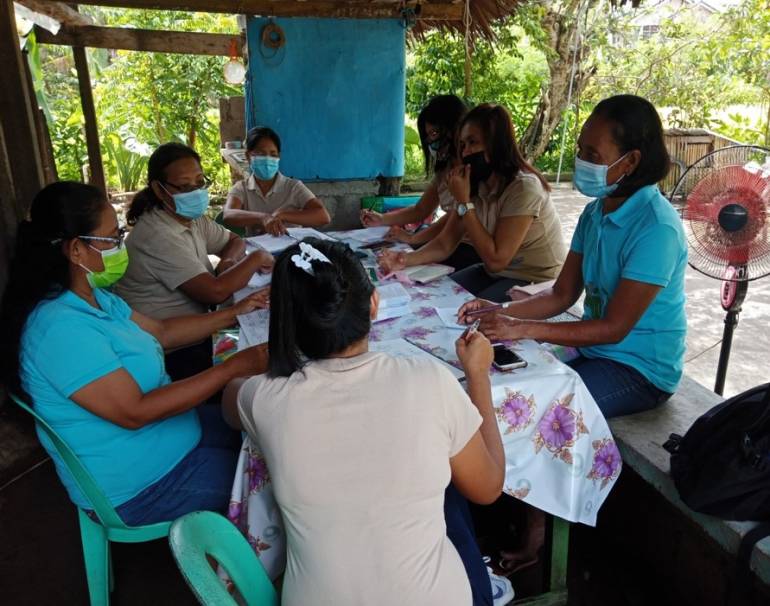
[15,0,93,27]
[67,1,464,20]
[34,24,245,56]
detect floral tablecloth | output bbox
[227,235,622,580]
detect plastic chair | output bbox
[169,511,278,606]
[214,210,246,237]
[9,393,171,606]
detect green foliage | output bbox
[36,8,240,193]
[711,113,767,146]
[103,133,149,192]
[406,18,547,135]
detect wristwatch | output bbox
[456,202,475,217]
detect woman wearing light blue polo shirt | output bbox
[0,182,268,525]
[459,95,687,419]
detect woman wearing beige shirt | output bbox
[224,238,505,606]
[379,104,567,302]
[223,126,331,237]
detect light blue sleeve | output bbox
[622,223,682,287]
[29,318,123,398]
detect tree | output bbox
[518,0,597,161]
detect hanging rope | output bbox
[463,0,472,99]
[555,0,588,185]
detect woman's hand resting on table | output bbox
[455,330,493,377]
[385,225,415,244]
[360,209,385,227]
[232,287,270,316]
[456,298,496,324]
[264,216,287,236]
[478,313,528,342]
[377,249,408,274]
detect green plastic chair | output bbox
[9,393,171,606]
[214,210,246,237]
[169,511,278,606]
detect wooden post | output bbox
[0,0,45,215]
[72,45,107,194]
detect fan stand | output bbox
[714,266,749,396]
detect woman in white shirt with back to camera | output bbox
[223,238,505,606]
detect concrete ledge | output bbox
[608,375,770,586]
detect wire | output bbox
[685,338,723,364]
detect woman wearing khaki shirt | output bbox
[223,126,330,236]
[379,104,567,302]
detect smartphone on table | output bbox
[492,344,528,371]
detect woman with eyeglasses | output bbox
[361,95,482,269]
[223,126,331,237]
[116,142,273,381]
[0,181,268,526]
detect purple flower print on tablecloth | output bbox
[402,326,433,342]
[496,389,536,434]
[248,453,270,494]
[587,438,622,489]
[451,283,467,295]
[532,394,588,464]
[415,306,436,319]
[412,291,433,301]
[504,479,531,500]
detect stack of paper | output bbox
[245,228,336,255]
[369,338,465,381]
[374,282,411,323]
[237,309,270,346]
[345,226,390,244]
[401,264,454,284]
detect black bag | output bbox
[663,382,770,521]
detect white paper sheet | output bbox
[248,272,272,289]
[345,226,390,243]
[237,309,270,346]
[369,338,464,380]
[376,282,411,309]
[434,306,466,330]
[245,228,335,254]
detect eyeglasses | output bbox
[162,175,213,194]
[79,226,127,249]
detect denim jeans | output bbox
[114,404,240,526]
[450,263,528,303]
[567,355,672,419]
[445,483,493,606]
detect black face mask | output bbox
[463,151,493,195]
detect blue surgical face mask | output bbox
[250,156,280,180]
[573,153,629,199]
[162,186,209,219]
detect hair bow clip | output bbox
[291,242,331,276]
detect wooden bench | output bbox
[566,375,770,605]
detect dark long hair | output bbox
[127,142,201,225]
[590,95,670,198]
[268,238,374,377]
[417,94,468,177]
[460,103,550,192]
[0,182,107,398]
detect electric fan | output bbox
[670,145,770,395]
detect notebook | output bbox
[402,264,454,284]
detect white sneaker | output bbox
[487,566,515,605]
